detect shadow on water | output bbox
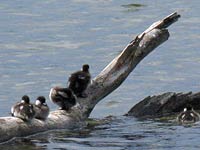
[121,3,146,12]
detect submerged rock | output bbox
[126,92,200,118]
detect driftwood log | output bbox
[0,12,180,143]
[127,92,200,118]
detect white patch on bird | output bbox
[78,75,85,80]
[21,100,25,103]
[14,112,18,117]
[20,105,24,110]
[58,91,68,98]
[35,100,41,105]
[184,108,187,112]
[190,113,194,117]
[79,76,85,80]
[182,114,185,119]
[49,89,53,101]
[11,107,14,114]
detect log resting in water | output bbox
[126,92,200,118]
[0,12,180,143]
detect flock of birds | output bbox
[10,63,200,124]
[11,64,91,121]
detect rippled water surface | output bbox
[0,0,200,149]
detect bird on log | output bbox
[68,64,91,98]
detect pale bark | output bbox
[0,12,180,143]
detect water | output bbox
[0,0,200,149]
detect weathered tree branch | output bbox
[0,12,180,143]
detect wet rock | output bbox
[126,92,200,118]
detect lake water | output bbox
[0,0,200,149]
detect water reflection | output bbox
[0,138,48,150]
[1,116,200,150]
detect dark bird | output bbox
[49,87,76,111]
[68,64,91,98]
[34,96,49,120]
[11,95,35,121]
[177,105,200,124]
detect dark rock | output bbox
[126,92,200,118]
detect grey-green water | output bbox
[0,0,200,149]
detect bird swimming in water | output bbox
[49,87,76,111]
[177,105,200,124]
[68,64,91,98]
[34,96,49,120]
[11,95,35,121]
